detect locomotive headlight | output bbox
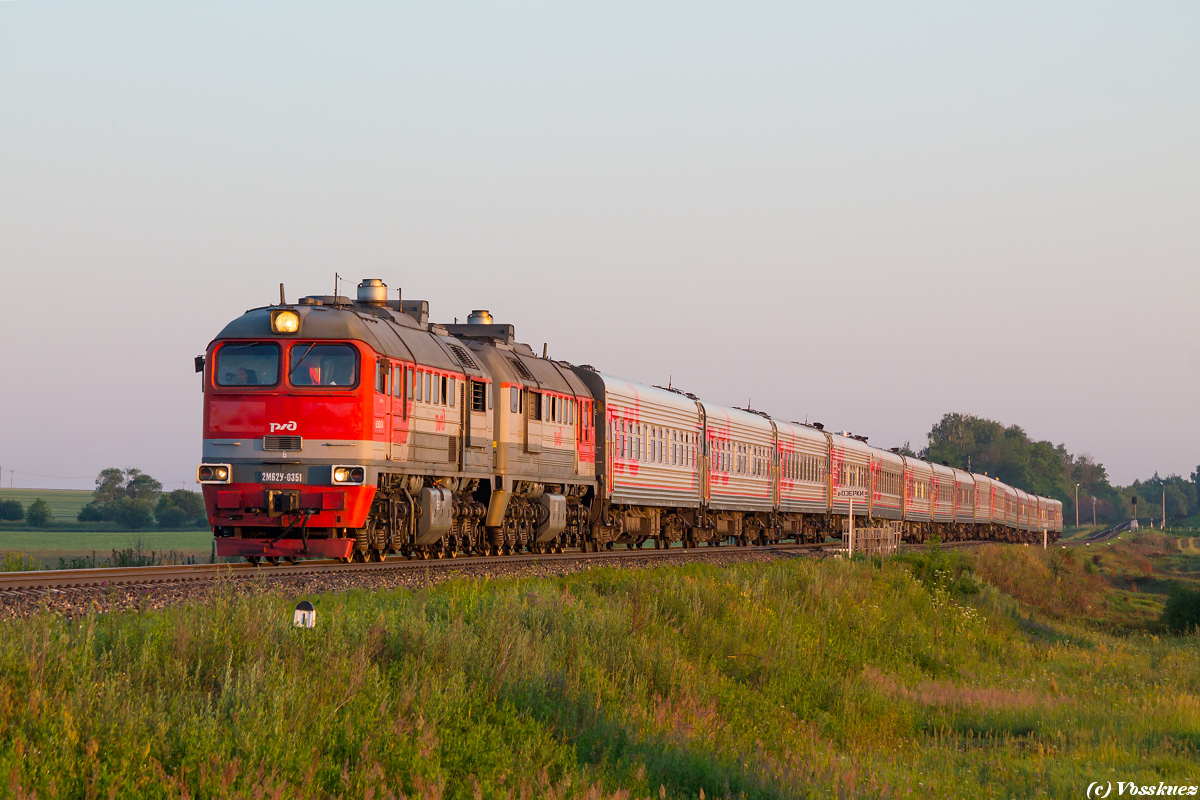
[270,309,300,334]
[332,465,365,485]
[198,463,233,484]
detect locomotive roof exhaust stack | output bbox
[467,310,493,325]
[357,278,388,306]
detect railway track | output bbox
[0,538,993,597]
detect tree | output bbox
[110,497,153,529]
[921,412,1123,524]
[25,498,52,528]
[77,467,164,528]
[155,490,206,529]
[0,500,23,521]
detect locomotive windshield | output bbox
[215,343,280,387]
[289,344,358,388]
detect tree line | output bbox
[919,412,1199,526]
[0,468,207,529]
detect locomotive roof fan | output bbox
[357,278,388,306]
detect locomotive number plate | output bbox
[258,471,305,484]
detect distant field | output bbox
[0,488,93,521]
[0,529,213,567]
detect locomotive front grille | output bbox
[263,436,303,451]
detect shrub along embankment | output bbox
[1,552,1197,798]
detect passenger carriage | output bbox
[930,462,956,529]
[829,433,873,527]
[950,468,976,538]
[901,455,934,540]
[775,420,832,542]
[869,447,905,522]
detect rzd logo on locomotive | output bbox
[269,421,298,433]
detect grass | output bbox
[1,548,1198,797]
[0,488,93,521]
[0,529,213,568]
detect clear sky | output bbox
[1,2,1197,491]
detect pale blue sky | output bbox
[1,2,1197,490]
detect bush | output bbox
[1161,584,1200,634]
[2,552,41,571]
[155,504,188,529]
[895,537,979,595]
[109,497,154,529]
[25,499,52,528]
[0,500,24,521]
[155,490,206,528]
[77,501,107,522]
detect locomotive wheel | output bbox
[265,556,280,566]
[245,556,261,566]
[285,557,298,565]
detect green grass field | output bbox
[0,542,1197,797]
[0,488,93,521]
[0,529,213,567]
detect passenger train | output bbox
[197,279,1063,563]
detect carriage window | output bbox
[472,380,486,412]
[448,377,455,407]
[487,382,493,410]
[393,365,403,398]
[409,368,417,402]
[216,343,280,387]
[511,386,519,413]
[290,344,358,388]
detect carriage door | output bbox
[455,377,465,471]
[390,364,406,460]
[465,379,489,471]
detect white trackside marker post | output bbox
[849,498,854,557]
[294,600,316,628]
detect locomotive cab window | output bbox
[216,343,280,387]
[289,344,357,388]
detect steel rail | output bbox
[0,543,830,593]
[0,538,997,594]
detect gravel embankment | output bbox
[0,549,801,620]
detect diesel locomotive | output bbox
[197,279,1062,564]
